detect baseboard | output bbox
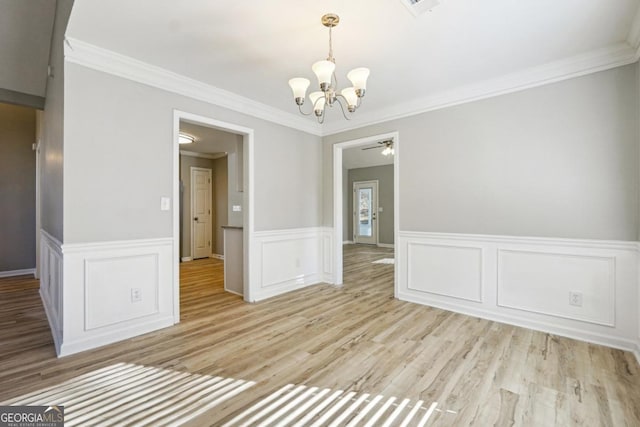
[377,243,395,248]
[398,290,638,354]
[210,253,224,260]
[58,315,175,357]
[0,268,35,278]
[343,240,354,245]
[181,256,193,262]
[253,274,321,302]
[634,342,640,366]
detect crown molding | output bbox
[180,150,226,160]
[63,37,323,136]
[63,37,637,139]
[322,42,638,136]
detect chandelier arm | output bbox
[334,96,352,121]
[298,104,313,116]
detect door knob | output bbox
[194,217,199,221]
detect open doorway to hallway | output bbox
[333,133,398,291]
[0,102,39,280]
[177,120,244,311]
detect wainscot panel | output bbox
[398,231,638,353]
[58,238,174,357]
[251,228,325,301]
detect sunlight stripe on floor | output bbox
[224,384,444,426]
[0,363,255,427]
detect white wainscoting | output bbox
[322,228,334,284]
[59,238,174,357]
[251,228,327,301]
[40,230,64,355]
[398,231,639,353]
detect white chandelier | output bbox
[288,13,370,123]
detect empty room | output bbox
[1,0,639,425]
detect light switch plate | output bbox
[232,205,242,212]
[160,197,171,211]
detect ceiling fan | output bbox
[362,140,394,156]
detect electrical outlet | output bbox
[131,288,142,303]
[569,291,582,307]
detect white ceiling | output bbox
[0,0,56,97]
[179,121,239,156]
[66,0,640,132]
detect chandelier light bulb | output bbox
[309,91,326,116]
[341,87,358,112]
[347,68,370,97]
[312,60,336,91]
[288,78,310,105]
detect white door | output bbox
[353,180,378,245]
[191,167,212,259]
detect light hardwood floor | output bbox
[0,245,639,426]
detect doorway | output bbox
[173,111,255,323]
[332,132,399,294]
[353,180,379,245]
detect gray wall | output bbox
[213,156,228,252]
[347,165,394,245]
[324,64,639,241]
[41,0,73,242]
[63,63,322,243]
[0,103,36,271]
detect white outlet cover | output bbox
[160,197,171,211]
[232,205,242,212]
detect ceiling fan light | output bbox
[347,67,370,97]
[288,78,310,105]
[178,133,195,144]
[312,60,336,90]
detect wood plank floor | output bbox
[1,244,639,426]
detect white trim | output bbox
[322,43,637,136]
[377,243,394,249]
[59,237,174,357]
[397,230,638,353]
[173,110,255,314]
[397,288,638,354]
[0,268,35,278]
[63,37,638,139]
[343,240,354,245]
[65,38,321,136]
[180,150,227,160]
[398,231,638,251]
[251,227,324,301]
[210,253,224,260]
[40,229,63,355]
[332,132,400,291]
[181,257,193,262]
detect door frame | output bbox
[353,180,379,245]
[173,110,255,322]
[332,131,399,293]
[190,167,212,260]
